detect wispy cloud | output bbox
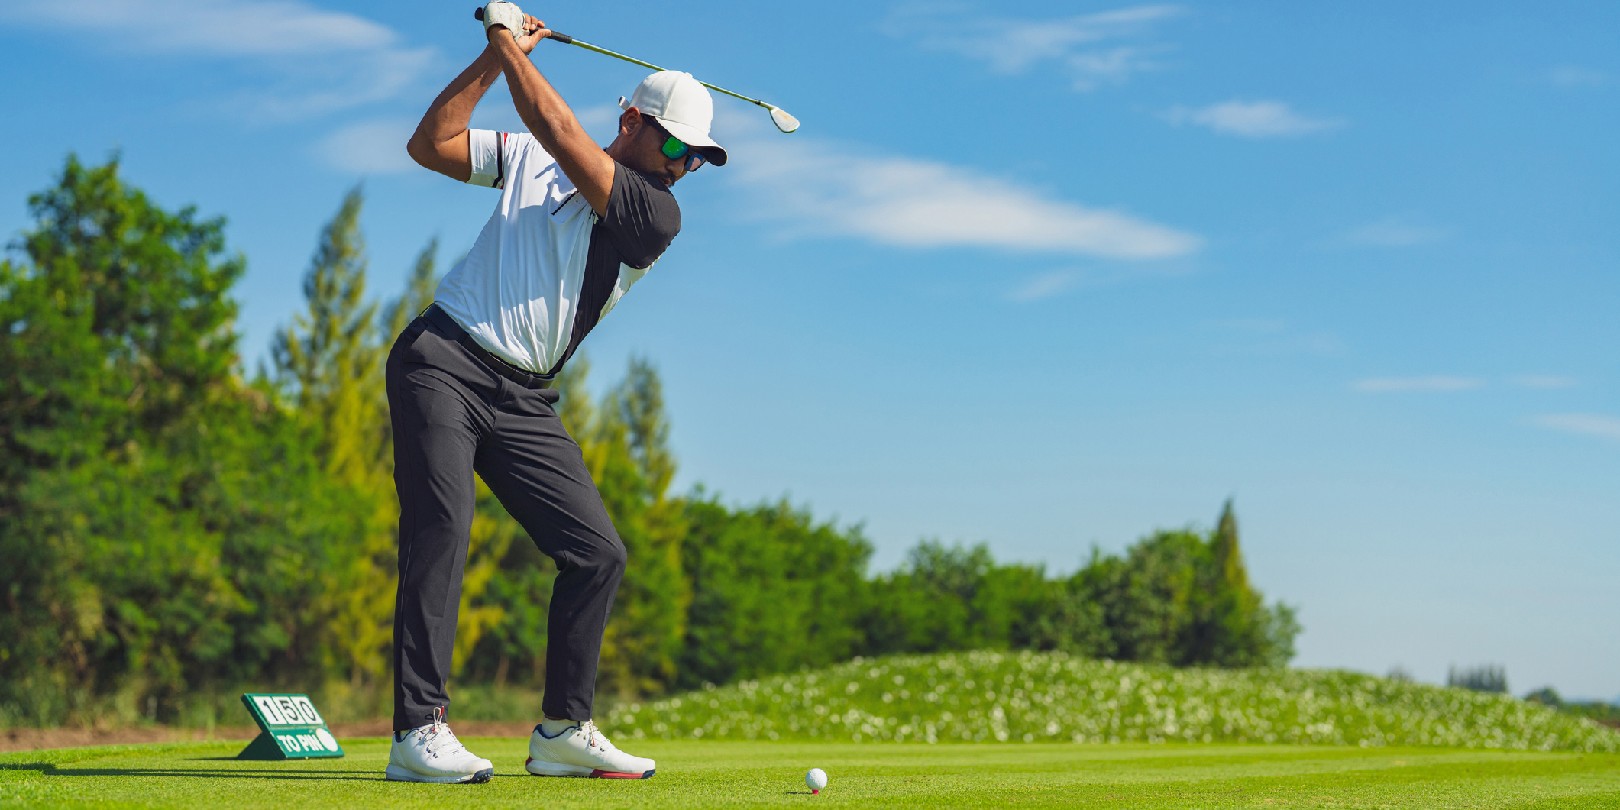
[1339,218,1451,248]
[1353,376,1484,393]
[315,118,417,175]
[0,0,439,121]
[1546,65,1610,88]
[234,48,440,123]
[5,0,397,56]
[1510,375,1578,390]
[721,116,1200,259]
[1164,101,1343,138]
[1353,375,1578,393]
[1005,265,1189,302]
[884,4,1186,91]
[1009,271,1083,302]
[1533,413,1620,442]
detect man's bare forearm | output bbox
[407,49,504,178]
[486,32,614,213]
[486,35,585,159]
[425,50,501,137]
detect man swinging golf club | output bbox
[383,0,725,784]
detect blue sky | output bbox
[2,2,1616,700]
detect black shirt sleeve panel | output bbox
[602,162,682,269]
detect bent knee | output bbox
[577,535,627,574]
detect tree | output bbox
[1524,686,1562,707]
[271,184,380,482]
[1087,530,1208,664]
[1449,665,1509,694]
[377,236,440,475]
[381,237,441,342]
[676,496,871,689]
[0,156,369,723]
[1192,500,1266,666]
[863,543,977,655]
[269,185,399,688]
[591,359,690,697]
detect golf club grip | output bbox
[471,8,572,43]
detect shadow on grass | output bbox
[1,761,378,781]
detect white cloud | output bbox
[1533,414,1620,442]
[722,119,1201,259]
[74,0,392,55]
[0,0,439,121]
[1340,218,1450,248]
[1165,101,1343,138]
[315,118,417,175]
[1509,375,1578,390]
[1353,377,1484,393]
[884,4,1185,91]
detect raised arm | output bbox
[483,16,616,216]
[406,48,503,181]
[406,11,551,181]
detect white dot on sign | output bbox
[316,728,339,752]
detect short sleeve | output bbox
[601,163,682,269]
[466,129,511,189]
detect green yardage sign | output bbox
[237,693,344,760]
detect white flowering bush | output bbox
[604,651,1620,752]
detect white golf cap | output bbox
[618,70,728,166]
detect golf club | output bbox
[474,7,800,133]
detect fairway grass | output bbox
[4,738,1619,808]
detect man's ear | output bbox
[619,108,642,136]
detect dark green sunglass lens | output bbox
[660,135,689,161]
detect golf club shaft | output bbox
[473,8,777,112]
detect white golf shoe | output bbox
[525,720,656,779]
[384,714,494,784]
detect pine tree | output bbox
[616,356,675,500]
[272,184,380,479]
[591,359,690,696]
[1211,500,1251,596]
[270,186,396,687]
[1195,500,1261,665]
[381,237,440,345]
[375,238,439,475]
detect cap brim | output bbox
[657,116,727,167]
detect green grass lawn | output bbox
[4,737,1620,808]
[8,653,1618,807]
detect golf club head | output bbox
[769,107,801,133]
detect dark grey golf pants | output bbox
[386,308,626,731]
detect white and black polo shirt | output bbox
[433,129,681,375]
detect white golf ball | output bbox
[806,767,828,792]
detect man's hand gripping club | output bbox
[474,1,617,214]
[480,1,548,53]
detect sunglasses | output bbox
[645,117,706,172]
